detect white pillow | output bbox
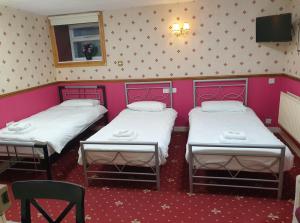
[127,101,166,112]
[201,100,246,112]
[60,99,100,107]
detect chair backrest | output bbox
[12,180,85,223]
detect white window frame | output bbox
[69,23,102,61]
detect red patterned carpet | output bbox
[1,132,298,223]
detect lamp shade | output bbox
[183,23,190,31]
[172,23,181,33]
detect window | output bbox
[48,12,106,68]
[69,23,101,61]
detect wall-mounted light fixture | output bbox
[172,22,190,36]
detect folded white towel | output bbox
[7,122,31,132]
[3,127,34,136]
[219,135,248,144]
[110,132,138,141]
[113,130,135,138]
[116,129,129,134]
[223,130,246,140]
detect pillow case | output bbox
[201,100,246,112]
[59,99,100,107]
[127,101,166,112]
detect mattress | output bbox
[78,108,177,167]
[186,107,294,172]
[0,104,107,157]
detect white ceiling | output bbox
[0,0,194,16]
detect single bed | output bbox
[0,85,108,179]
[79,81,177,189]
[187,79,294,199]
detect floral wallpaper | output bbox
[56,0,291,81]
[285,0,300,78]
[0,5,55,95]
[1,0,299,95]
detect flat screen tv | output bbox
[256,13,292,42]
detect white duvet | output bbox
[0,104,107,156]
[186,107,294,172]
[78,108,177,167]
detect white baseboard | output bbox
[173,126,189,132]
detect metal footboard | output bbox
[188,143,286,199]
[0,141,51,179]
[80,141,160,190]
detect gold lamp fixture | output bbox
[172,22,190,36]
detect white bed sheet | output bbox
[186,107,294,172]
[0,104,107,157]
[78,108,177,167]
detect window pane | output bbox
[73,40,101,59]
[73,25,99,37]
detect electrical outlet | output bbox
[163,88,170,93]
[172,88,177,93]
[268,78,275,85]
[265,118,272,125]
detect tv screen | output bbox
[256,13,292,42]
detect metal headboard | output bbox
[58,85,107,108]
[193,78,248,107]
[125,81,173,108]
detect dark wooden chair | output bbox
[12,180,85,223]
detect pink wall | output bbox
[173,80,194,126]
[1,75,299,129]
[0,85,60,128]
[57,77,289,127]
[247,77,283,127]
[59,80,198,126]
[57,82,127,122]
[174,77,284,127]
[281,76,300,96]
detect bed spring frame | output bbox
[0,85,107,180]
[80,141,160,189]
[80,81,173,189]
[189,78,286,199]
[188,143,286,199]
[0,141,51,179]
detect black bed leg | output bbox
[43,146,52,180]
[104,113,109,125]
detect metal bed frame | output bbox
[189,78,286,199]
[80,81,174,190]
[0,85,107,180]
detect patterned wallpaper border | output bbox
[55,0,291,82]
[1,0,300,95]
[285,0,300,77]
[0,5,55,95]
